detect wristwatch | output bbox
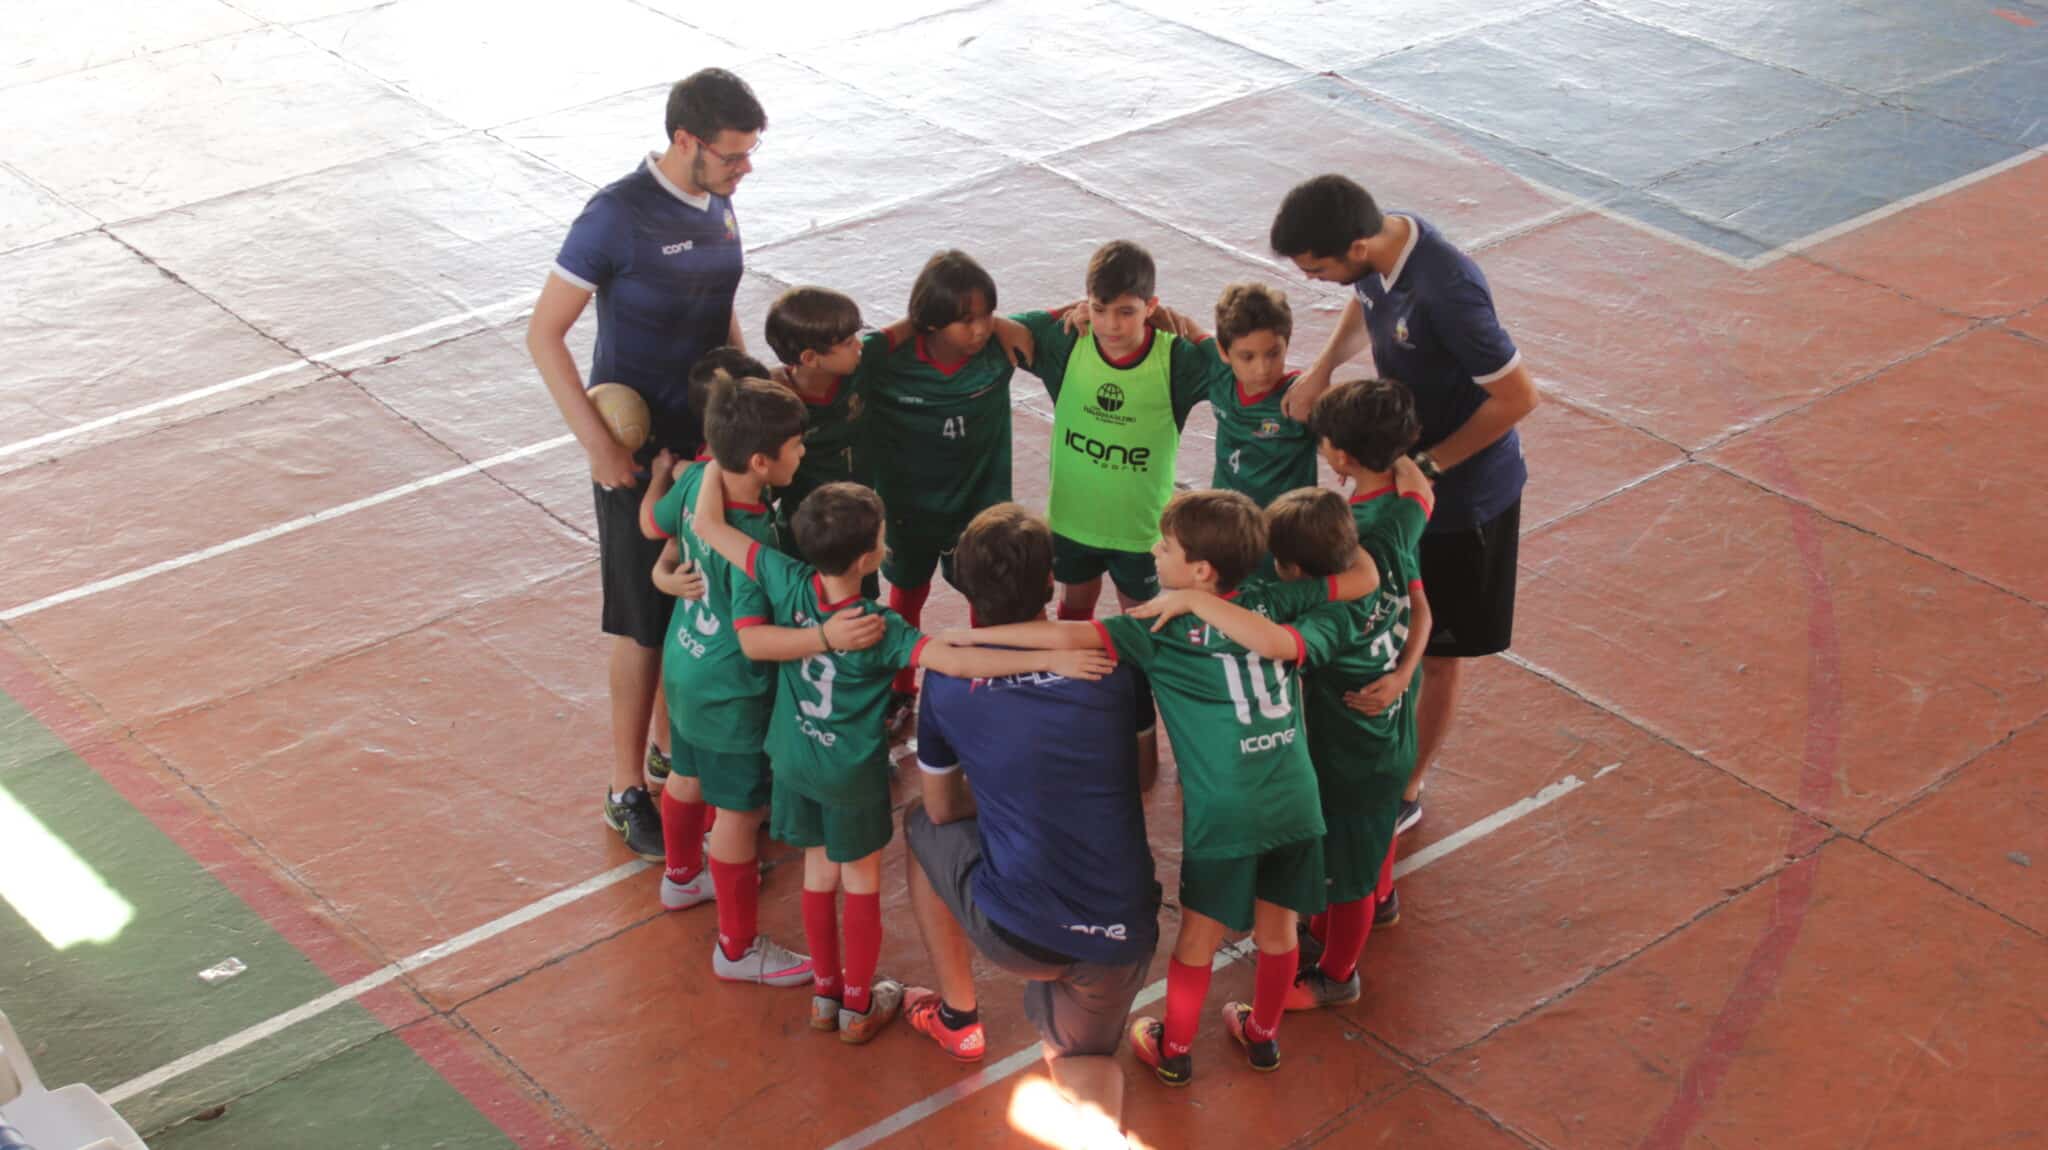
[1413,451,1442,480]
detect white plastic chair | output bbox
[0,1010,147,1150]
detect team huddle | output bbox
[532,66,1535,1137]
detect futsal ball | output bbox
[588,383,651,451]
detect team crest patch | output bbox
[724,210,737,239]
[1257,417,1283,438]
[1394,315,1411,344]
[847,393,864,421]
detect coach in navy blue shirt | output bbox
[1270,175,1540,841]
[528,68,763,857]
[902,503,1160,1138]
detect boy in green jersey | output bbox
[863,251,1033,720]
[1312,378,1436,931]
[689,474,1114,1045]
[951,490,1380,1084]
[642,372,887,988]
[1160,485,1431,1013]
[764,287,871,527]
[1011,241,1222,620]
[1207,283,1317,508]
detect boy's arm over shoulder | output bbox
[1168,333,1225,425]
[1013,310,1076,392]
[960,618,1107,652]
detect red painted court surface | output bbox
[4,2,2046,1148]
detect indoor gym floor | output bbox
[2,1,2046,1148]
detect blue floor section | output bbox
[1342,0,2043,256]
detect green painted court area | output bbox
[0,688,515,1148]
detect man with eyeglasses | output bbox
[528,67,766,860]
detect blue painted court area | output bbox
[1346,0,2045,258]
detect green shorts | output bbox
[882,511,971,591]
[770,788,894,863]
[1052,534,1160,601]
[671,739,773,813]
[1322,806,1398,905]
[1179,838,1326,931]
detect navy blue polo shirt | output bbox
[1354,213,1526,531]
[916,661,1158,966]
[553,154,744,456]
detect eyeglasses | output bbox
[695,136,761,166]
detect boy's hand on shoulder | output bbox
[823,607,886,652]
[1054,298,1090,337]
[1047,649,1116,682]
[1344,671,1409,716]
[1128,588,1211,631]
[1392,454,1433,496]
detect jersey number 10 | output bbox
[1213,652,1293,725]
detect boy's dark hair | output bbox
[954,503,1057,626]
[908,250,998,333]
[791,483,884,577]
[1264,488,1360,578]
[1086,240,1156,303]
[686,347,772,418]
[665,68,767,144]
[1270,174,1385,260]
[765,287,863,366]
[1309,377,1421,473]
[1159,489,1266,593]
[701,375,806,473]
[1214,283,1294,350]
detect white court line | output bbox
[0,293,533,461]
[102,764,1613,1116]
[103,860,650,1105]
[822,765,1611,1150]
[0,434,575,623]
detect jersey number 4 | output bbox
[1213,652,1293,725]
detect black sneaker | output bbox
[883,690,917,740]
[646,744,672,787]
[603,786,664,860]
[1395,798,1423,836]
[1296,920,1325,966]
[1221,1002,1280,1072]
[1374,888,1401,928]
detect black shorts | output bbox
[1419,498,1519,658]
[594,480,674,649]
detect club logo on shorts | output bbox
[1094,382,1125,413]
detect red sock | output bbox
[1246,947,1298,1042]
[801,890,842,999]
[1307,910,1330,943]
[703,805,717,834]
[1055,600,1093,622]
[889,583,932,696]
[1162,957,1212,1058]
[841,892,883,1014]
[660,791,706,883]
[1319,898,1371,982]
[709,857,758,961]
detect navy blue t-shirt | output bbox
[553,155,744,456]
[916,661,1158,966]
[1354,213,1527,531]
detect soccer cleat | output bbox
[883,690,917,739]
[603,786,665,861]
[1127,1017,1192,1087]
[904,987,987,1062]
[1374,889,1401,929]
[1395,798,1423,836]
[712,936,814,988]
[810,994,842,1032]
[659,869,714,911]
[646,744,672,786]
[1284,967,1361,1012]
[1221,1002,1280,1072]
[839,978,905,1045]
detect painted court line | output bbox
[0,434,575,623]
[0,293,533,462]
[103,859,651,1106]
[825,766,1609,1150]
